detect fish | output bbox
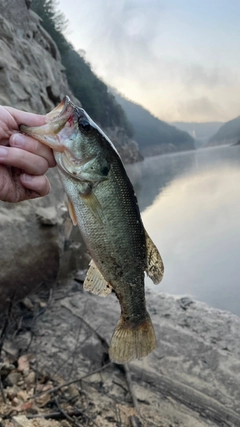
[20,96,164,364]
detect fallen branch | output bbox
[61,301,143,425]
[24,410,83,420]
[54,397,82,427]
[29,362,112,400]
[131,366,240,427]
[62,303,109,350]
[73,404,100,427]
[0,375,6,404]
[122,364,143,427]
[0,291,15,355]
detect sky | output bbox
[58,0,240,123]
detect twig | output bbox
[62,303,142,425]
[26,410,83,420]
[122,364,143,427]
[54,397,82,427]
[129,415,143,427]
[53,331,92,379]
[123,365,140,413]
[62,304,109,350]
[54,397,100,427]
[33,359,39,395]
[68,317,83,378]
[0,375,6,404]
[29,362,112,399]
[0,291,15,355]
[74,405,100,427]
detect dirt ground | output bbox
[1,274,240,426]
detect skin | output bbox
[0,106,56,202]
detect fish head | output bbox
[20,96,113,176]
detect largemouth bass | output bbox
[21,96,164,364]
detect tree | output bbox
[31,0,134,136]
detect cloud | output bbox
[182,63,231,89]
[178,97,226,121]
[59,0,240,122]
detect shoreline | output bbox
[2,279,240,426]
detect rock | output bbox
[17,355,30,374]
[0,0,79,111]
[24,371,36,386]
[0,169,88,310]
[105,127,143,164]
[17,284,240,426]
[0,1,141,311]
[35,206,59,225]
[12,416,32,427]
[13,416,64,427]
[22,297,34,311]
[0,2,87,309]
[4,372,21,387]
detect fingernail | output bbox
[21,174,33,182]
[0,147,8,158]
[12,134,25,147]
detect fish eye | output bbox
[79,119,91,132]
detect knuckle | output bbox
[28,137,39,152]
[38,158,49,175]
[36,176,51,196]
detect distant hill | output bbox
[31,0,133,136]
[171,122,223,148]
[112,91,195,156]
[208,116,240,147]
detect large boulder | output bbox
[0,169,88,310]
[0,1,84,309]
[0,0,141,309]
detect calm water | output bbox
[126,145,240,316]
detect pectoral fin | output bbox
[145,229,164,284]
[84,260,112,297]
[81,190,104,224]
[68,198,78,226]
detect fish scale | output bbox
[20,96,164,364]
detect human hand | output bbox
[0,106,56,202]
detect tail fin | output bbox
[109,312,156,364]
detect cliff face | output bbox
[0,0,142,306]
[0,0,141,163]
[0,0,80,112]
[0,0,84,306]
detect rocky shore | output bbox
[1,276,240,426]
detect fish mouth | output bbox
[20,96,75,152]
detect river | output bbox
[126,145,240,316]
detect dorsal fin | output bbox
[145,229,164,284]
[84,260,112,297]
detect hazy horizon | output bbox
[58,0,240,123]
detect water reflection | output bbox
[126,150,196,212]
[127,146,240,316]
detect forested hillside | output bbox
[171,122,223,148]
[31,0,133,137]
[208,116,240,146]
[113,91,195,156]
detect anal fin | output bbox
[84,260,112,297]
[145,229,164,284]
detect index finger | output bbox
[3,106,46,128]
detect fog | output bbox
[58,0,240,122]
